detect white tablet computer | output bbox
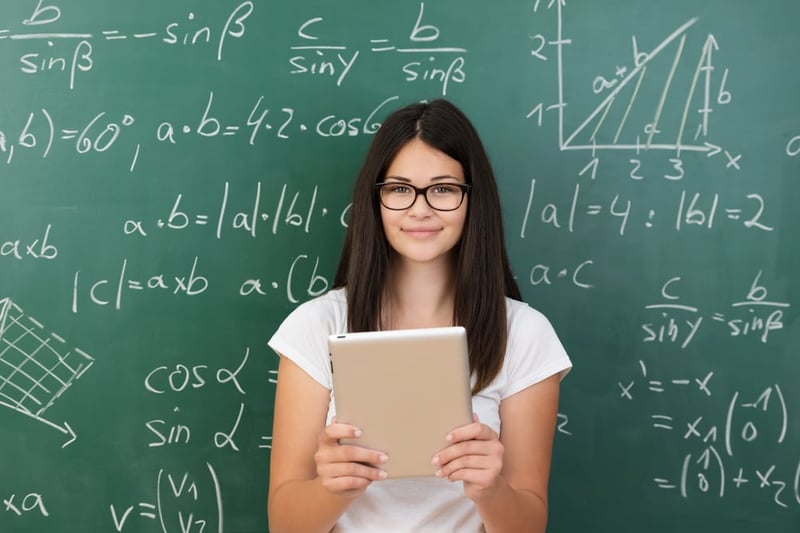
[328,326,473,478]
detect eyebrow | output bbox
[382,175,462,183]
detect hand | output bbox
[432,414,504,502]
[314,418,389,499]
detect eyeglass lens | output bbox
[378,183,466,211]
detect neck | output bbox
[382,255,456,330]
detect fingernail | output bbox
[445,433,453,442]
[353,428,362,437]
[379,454,389,464]
[378,470,388,480]
[434,469,443,478]
[432,456,440,466]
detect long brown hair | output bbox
[333,99,521,393]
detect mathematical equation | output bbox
[289,3,467,93]
[519,178,774,238]
[0,94,400,172]
[109,466,223,533]
[1,336,277,528]
[69,252,331,312]
[142,346,275,452]
[668,449,800,509]
[124,182,349,240]
[619,359,798,508]
[1,1,253,84]
[1,2,467,94]
[641,271,790,347]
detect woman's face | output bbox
[379,138,468,268]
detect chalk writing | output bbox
[527,258,594,289]
[620,357,798,507]
[70,257,209,312]
[519,178,776,237]
[642,272,790,347]
[0,298,91,446]
[290,3,468,94]
[0,95,399,171]
[122,182,347,240]
[2,492,48,518]
[1,1,797,532]
[3,1,254,75]
[0,224,58,261]
[109,465,223,532]
[145,348,249,396]
[69,252,335,311]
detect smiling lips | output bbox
[402,227,442,238]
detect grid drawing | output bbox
[0,297,94,421]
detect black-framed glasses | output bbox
[375,182,471,211]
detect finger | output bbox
[327,444,389,467]
[434,437,503,470]
[435,454,481,478]
[436,450,502,478]
[434,440,488,467]
[445,422,496,445]
[321,422,363,444]
[318,459,389,482]
[441,466,498,490]
[316,435,388,461]
[319,467,384,497]
[320,475,371,496]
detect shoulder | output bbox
[505,297,554,333]
[287,287,347,323]
[273,288,348,332]
[267,288,348,388]
[498,297,572,394]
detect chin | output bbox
[398,247,458,266]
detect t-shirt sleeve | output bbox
[267,295,344,390]
[502,302,572,400]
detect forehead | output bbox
[385,138,464,182]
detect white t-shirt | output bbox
[268,288,572,532]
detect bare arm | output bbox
[433,373,561,533]
[268,355,388,533]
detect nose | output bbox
[407,190,433,215]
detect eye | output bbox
[385,184,411,194]
[431,184,461,195]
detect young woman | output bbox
[267,99,572,532]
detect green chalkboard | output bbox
[1,1,798,532]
